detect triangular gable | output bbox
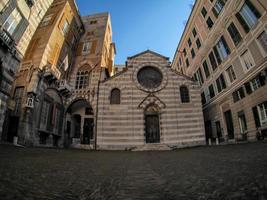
[138,93,166,109]
[127,50,169,61]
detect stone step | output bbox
[131,143,172,151]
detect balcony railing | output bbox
[58,80,73,96]
[43,64,61,82]
[0,28,15,50]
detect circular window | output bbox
[137,66,163,89]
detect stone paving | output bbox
[0,142,267,200]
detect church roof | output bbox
[127,50,169,60]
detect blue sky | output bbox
[76,0,195,64]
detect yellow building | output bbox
[6,0,84,146]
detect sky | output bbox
[76,0,195,65]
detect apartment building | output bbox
[0,0,53,142]
[172,0,267,143]
[2,0,84,146]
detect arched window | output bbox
[75,71,89,89]
[110,88,120,104]
[180,86,190,103]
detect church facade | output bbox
[96,51,205,150]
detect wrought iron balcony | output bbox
[0,28,15,50]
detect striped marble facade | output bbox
[97,50,205,150]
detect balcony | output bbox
[0,28,15,51]
[43,64,61,83]
[58,80,73,97]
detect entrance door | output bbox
[224,110,234,139]
[7,116,19,142]
[83,118,93,144]
[145,114,160,143]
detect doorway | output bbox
[145,104,160,144]
[83,118,93,144]
[224,110,234,139]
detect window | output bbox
[85,107,93,115]
[201,92,206,105]
[209,51,218,70]
[226,66,236,83]
[196,68,204,85]
[236,0,261,33]
[183,48,187,56]
[201,7,207,18]
[185,58,189,67]
[3,8,22,35]
[202,60,210,78]
[90,20,97,24]
[62,20,69,36]
[212,0,226,17]
[257,102,267,126]
[188,38,192,47]
[257,31,267,53]
[75,71,89,89]
[233,87,245,102]
[240,50,255,72]
[192,28,197,38]
[196,38,201,49]
[253,102,267,127]
[238,111,248,134]
[40,14,53,27]
[214,36,231,63]
[245,73,265,94]
[14,87,24,115]
[209,84,215,99]
[110,88,121,104]
[227,23,242,46]
[216,73,226,93]
[82,42,92,53]
[206,17,214,29]
[180,86,190,103]
[191,48,195,59]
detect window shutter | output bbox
[258,73,266,86]
[244,82,252,94]
[221,36,231,55]
[252,106,261,128]
[212,7,218,18]
[13,18,29,42]
[90,40,97,54]
[213,47,222,65]
[246,0,261,19]
[236,12,250,33]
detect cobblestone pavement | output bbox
[0,142,267,200]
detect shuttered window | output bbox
[110,88,121,104]
[236,0,261,33]
[209,51,218,71]
[3,8,22,35]
[180,86,190,103]
[227,23,242,46]
[257,31,267,53]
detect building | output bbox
[0,0,52,142]
[65,13,116,148]
[97,50,205,150]
[172,0,267,143]
[3,0,84,146]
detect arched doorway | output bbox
[65,99,94,147]
[38,89,64,146]
[144,104,160,143]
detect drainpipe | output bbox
[94,68,102,150]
